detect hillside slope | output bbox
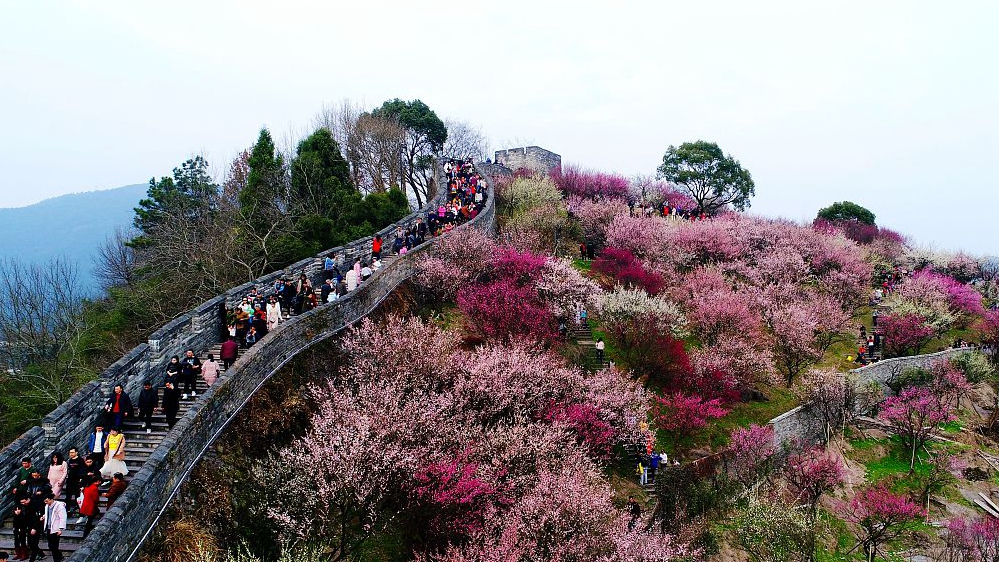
[0,184,145,292]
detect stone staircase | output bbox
[571,321,610,371]
[0,256,405,557]
[0,375,211,556]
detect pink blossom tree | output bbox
[946,516,999,562]
[880,312,935,358]
[550,164,630,200]
[839,485,925,562]
[653,392,728,448]
[728,424,776,488]
[879,386,954,471]
[567,195,629,246]
[784,449,845,517]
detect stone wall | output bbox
[849,348,969,414]
[761,348,974,457]
[768,404,827,454]
[494,146,561,174]
[61,166,496,562]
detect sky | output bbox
[1,0,996,254]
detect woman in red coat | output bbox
[78,479,100,537]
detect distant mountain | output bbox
[0,184,147,294]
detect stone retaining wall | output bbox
[849,348,968,414]
[62,166,496,562]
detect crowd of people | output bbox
[629,200,708,221]
[219,158,488,351]
[2,159,490,561]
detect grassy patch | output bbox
[940,420,963,434]
[572,258,592,272]
[686,385,800,451]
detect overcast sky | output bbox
[1,1,995,254]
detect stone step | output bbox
[0,537,84,552]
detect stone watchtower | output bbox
[494,146,561,174]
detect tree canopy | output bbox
[371,98,447,207]
[655,140,755,215]
[817,201,876,225]
[132,156,218,248]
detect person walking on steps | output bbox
[103,384,133,431]
[220,337,238,370]
[163,381,181,429]
[595,338,605,365]
[138,381,158,434]
[41,493,67,562]
[181,349,202,399]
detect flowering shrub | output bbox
[978,310,999,365]
[879,386,953,470]
[911,269,985,317]
[534,257,602,318]
[880,312,935,357]
[458,278,559,343]
[688,333,776,390]
[597,286,688,340]
[568,195,629,246]
[550,164,630,200]
[592,248,666,295]
[944,253,982,283]
[540,401,616,460]
[652,392,728,447]
[416,228,497,301]
[728,424,776,488]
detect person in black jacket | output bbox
[12,503,32,561]
[165,356,181,388]
[181,350,202,399]
[162,381,181,429]
[64,448,85,512]
[103,384,134,431]
[320,278,335,304]
[137,381,158,434]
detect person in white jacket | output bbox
[42,494,67,562]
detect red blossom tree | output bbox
[652,391,728,448]
[540,401,617,460]
[410,449,507,546]
[592,247,666,295]
[879,386,954,471]
[457,278,558,343]
[839,485,925,562]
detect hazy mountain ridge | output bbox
[0,184,146,293]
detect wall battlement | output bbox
[494,146,561,174]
